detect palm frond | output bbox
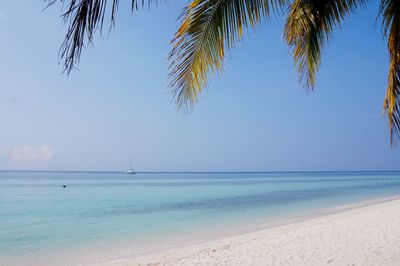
[284,0,366,89]
[380,0,400,145]
[168,0,289,110]
[46,0,159,73]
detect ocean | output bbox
[1,171,400,265]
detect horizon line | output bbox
[1,170,400,173]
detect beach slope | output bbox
[104,198,400,266]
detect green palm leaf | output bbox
[168,0,288,109]
[46,0,159,73]
[380,0,400,145]
[284,0,366,89]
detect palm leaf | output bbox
[168,0,289,110]
[46,0,159,73]
[380,0,400,145]
[284,0,366,89]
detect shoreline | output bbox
[4,195,400,266]
[96,196,400,265]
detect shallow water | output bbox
[1,171,400,264]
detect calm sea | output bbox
[1,171,400,265]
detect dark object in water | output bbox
[63,185,66,188]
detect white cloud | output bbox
[8,145,55,161]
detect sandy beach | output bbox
[101,198,400,266]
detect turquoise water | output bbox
[1,171,400,264]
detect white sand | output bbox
[101,198,400,266]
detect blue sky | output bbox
[0,1,399,171]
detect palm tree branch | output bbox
[380,0,400,145]
[168,0,289,110]
[45,0,159,73]
[284,0,367,89]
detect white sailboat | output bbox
[125,160,136,174]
